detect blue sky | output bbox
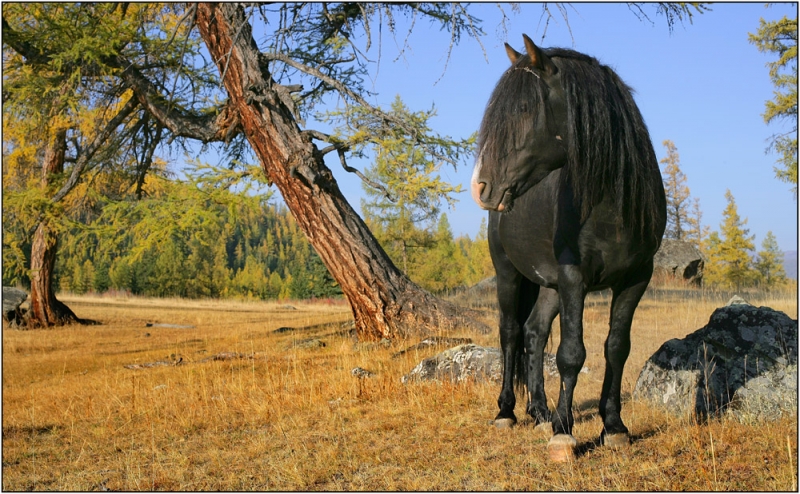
[305,2,797,255]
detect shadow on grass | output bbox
[575,425,664,459]
[2,424,58,438]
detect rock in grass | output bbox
[351,367,374,379]
[401,343,587,384]
[391,336,473,359]
[3,286,28,326]
[199,352,253,363]
[124,361,172,370]
[401,344,503,384]
[634,304,797,421]
[288,338,326,350]
[725,294,750,306]
[653,239,705,286]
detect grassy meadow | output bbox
[3,287,797,490]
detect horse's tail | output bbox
[514,278,539,396]
[513,277,537,394]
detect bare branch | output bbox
[336,148,396,202]
[260,50,374,109]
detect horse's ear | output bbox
[523,34,557,76]
[504,43,522,65]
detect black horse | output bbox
[472,35,666,461]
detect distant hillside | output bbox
[784,250,797,280]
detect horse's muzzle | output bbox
[472,180,509,212]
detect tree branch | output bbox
[2,16,50,64]
[259,50,375,110]
[304,129,397,201]
[336,148,396,203]
[51,97,140,203]
[5,13,241,145]
[118,59,239,143]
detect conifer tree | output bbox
[703,190,757,290]
[749,10,798,194]
[356,96,469,279]
[755,231,788,288]
[684,196,709,249]
[463,217,495,285]
[2,4,223,325]
[412,214,464,293]
[660,140,692,241]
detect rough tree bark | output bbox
[194,3,486,340]
[28,128,80,327]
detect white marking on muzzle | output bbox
[471,153,484,206]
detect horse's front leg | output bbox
[549,262,586,461]
[493,270,527,428]
[524,286,559,426]
[489,212,533,428]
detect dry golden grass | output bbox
[3,288,797,490]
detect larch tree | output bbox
[684,196,709,250]
[660,140,692,241]
[703,190,757,291]
[353,96,469,277]
[4,5,136,325]
[754,231,788,288]
[2,4,230,326]
[188,3,491,339]
[415,214,466,293]
[749,8,798,194]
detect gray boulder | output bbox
[730,364,797,422]
[401,344,588,384]
[401,344,503,384]
[725,294,750,306]
[391,336,473,359]
[287,338,326,350]
[3,287,28,326]
[634,303,797,421]
[653,239,705,286]
[351,367,375,379]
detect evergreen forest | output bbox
[3,161,493,301]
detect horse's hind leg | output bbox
[600,265,652,448]
[524,286,559,426]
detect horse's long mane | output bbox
[479,48,664,242]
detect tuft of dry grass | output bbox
[3,289,797,490]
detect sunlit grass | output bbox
[3,288,796,490]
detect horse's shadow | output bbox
[574,427,662,458]
[526,393,665,458]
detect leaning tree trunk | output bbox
[28,127,79,327]
[195,3,486,340]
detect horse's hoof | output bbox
[547,434,577,463]
[493,418,516,429]
[602,432,630,449]
[534,421,552,435]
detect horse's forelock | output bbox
[477,60,548,180]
